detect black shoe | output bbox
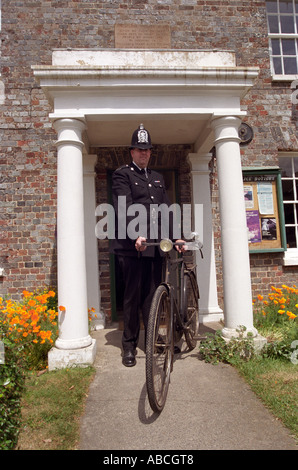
[122,350,136,367]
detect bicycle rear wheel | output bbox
[146,284,172,413]
[183,271,199,350]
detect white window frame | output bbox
[266,0,298,81]
[278,152,298,265]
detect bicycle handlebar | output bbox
[141,236,203,255]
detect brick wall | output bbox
[1,1,297,309]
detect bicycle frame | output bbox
[144,237,201,413]
[162,254,185,335]
[150,246,197,341]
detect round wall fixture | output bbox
[238,122,254,146]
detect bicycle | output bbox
[142,235,203,413]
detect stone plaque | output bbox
[115,24,171,49]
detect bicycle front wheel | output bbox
[146,284,173,413]
[183,271,199,350]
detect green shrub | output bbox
[199,326,255,365]
[0,337,25,450]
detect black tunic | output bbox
[110,162,176,257]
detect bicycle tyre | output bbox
[183,271,199,350]
[146,284,172,413]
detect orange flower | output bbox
[23,290,32,297]
[30,312,39,325]
[59,305,66,312]
[286,311,297,319]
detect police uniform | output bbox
[110,124,176,366]
[111,163,174,256]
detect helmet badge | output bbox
[137,124,149,145]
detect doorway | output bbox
[109,168,179,321]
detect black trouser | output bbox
[117,252,163,353]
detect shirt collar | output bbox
[132,161,146,172]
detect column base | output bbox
[199,308,224,324]
[48,339,97,371]
[222,327,267,354]
[222,326,258,339]
[91,310,106,331]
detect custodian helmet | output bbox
[130,123,153,150]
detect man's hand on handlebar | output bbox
[135,236,147,252]
[175,239,187,253]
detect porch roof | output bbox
[32,49,259,153]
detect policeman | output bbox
[111,124,185,367]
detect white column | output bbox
[187,153,223,324]
[83,154,105,330]
[211,116,257,338]
[48,118,96,370]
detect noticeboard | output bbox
[243,169,286,253]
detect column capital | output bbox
[211,115,242,146]
[187,153,213,172]
[53,118,86,149]
[83,154,98,175]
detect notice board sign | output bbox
[243,169,286,253]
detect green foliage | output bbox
[199,285,298,365]
[253,285,298,362]
[0,288,59,449]
[199,326,255,365]
[0,336,25,450]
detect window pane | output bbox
[273,56,283,73]
[296,180,298,198]
[282,179,295,200]
[266,1,278,13]
[285,226,297,248]
[279,157,293,176]
[284,203,295,223]
[271,38,281,54]
[280,15,295,33]
[280,0,294,13]
[268,15,279,33]
[282,38,296,54]
[284,57,298,73]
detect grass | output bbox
[17,342,298,450]
[235,357,298,440]
[17,367,96,450]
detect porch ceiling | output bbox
[85,116,209,148]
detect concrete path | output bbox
[79,324,297,451]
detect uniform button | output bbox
[135,182,138,185]
[148,183,152,187]
[151,196,154,199]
